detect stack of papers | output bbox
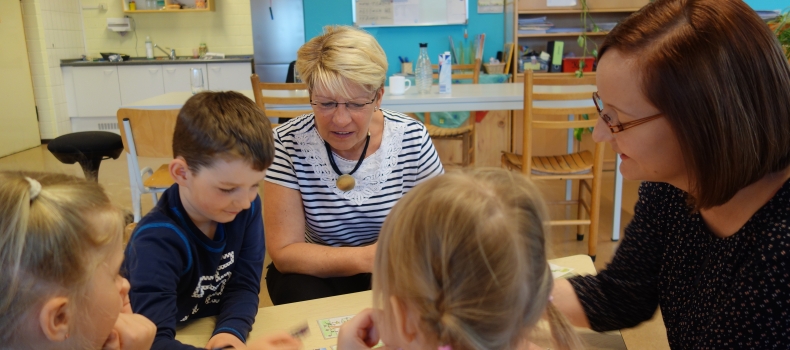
[519,17,554,35]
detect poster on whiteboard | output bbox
[354,0,468,27]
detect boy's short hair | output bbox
[173,91,274,173]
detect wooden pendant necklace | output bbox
[325,133,371,192]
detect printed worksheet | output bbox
[317,315,355,339]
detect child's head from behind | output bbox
[374,169,565,350]
[170,91,274,224]
[0,172,127,349]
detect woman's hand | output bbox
[101,313,156,350]
[247,331,302,350]
[205,333,247,350]
[337,308,382,350]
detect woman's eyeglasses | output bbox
[310,98,376,113]
[592,91,664,134]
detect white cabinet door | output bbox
[72,66,122,117]
[163,64,208,93]
[207,62,253,91]
[118,65,165,105]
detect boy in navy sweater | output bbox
[123,91,274,350]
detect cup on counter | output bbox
[190,68,204,94]
[389,75,411,95]
[192,48,199,58]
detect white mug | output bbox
[389,75,412,95]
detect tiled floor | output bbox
[0,145,670,349]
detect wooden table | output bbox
[122,85,627,243]
[175,255,626,349]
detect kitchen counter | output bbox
[60,55,253,67]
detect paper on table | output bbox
[550,263,574,279]
[547,0,577,6]
[317,315,354,339]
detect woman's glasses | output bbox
[310,98,376,113]
[592,91,664,134]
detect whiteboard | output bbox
[353,0,468,27]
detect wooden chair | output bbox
[117,108,179,222]
[250,74,311,128]
[424,58,481,166]
[501,70,605,260]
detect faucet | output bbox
[153,44,176,60]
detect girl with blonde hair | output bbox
[338,169,582,350]
[0,171,156,349]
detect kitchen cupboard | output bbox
[163,64,208,93]
[63,60,252,132]
[207,63,254,91]
[118,65,165,105]
[71,66,123,118]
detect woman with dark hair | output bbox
[552,0,790,348]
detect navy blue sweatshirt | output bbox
[123,184,264,350]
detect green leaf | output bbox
[592,49,598,58]
[574,128,583,141]
[577,36,585,48]
[592,25,601,32]
[575,70,583,78]
[579,60,585,69]
[581,113,589,120]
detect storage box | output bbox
[562,57,595,73]
[483,63,505,74]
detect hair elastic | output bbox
[24,176,42,201]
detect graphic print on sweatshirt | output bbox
[179,251,234,322]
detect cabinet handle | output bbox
[149,69,159,73]
[166,68,176,73]
[103,70,114,75]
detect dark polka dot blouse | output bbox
[568,181,790,349]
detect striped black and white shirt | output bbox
[265,109,444,247]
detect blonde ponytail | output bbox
[0,171,122,345]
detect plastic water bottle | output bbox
[415,43,432,94]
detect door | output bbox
[0,0,41,156]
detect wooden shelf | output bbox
[519,8,641,14]
[518,31,609,38]
[122,0,214,13]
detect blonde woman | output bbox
[337,169,582,350]
[264,25,444,304]
[0,172,156,349]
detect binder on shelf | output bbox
[546,40,564,72]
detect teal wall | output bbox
[301,0,784,79]
[303,0,505,80]
[744,0,787,10]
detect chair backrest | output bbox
[522,70,600,174]
[250,73,312,126]
[117,108,179,158]
[431,58,481,83]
